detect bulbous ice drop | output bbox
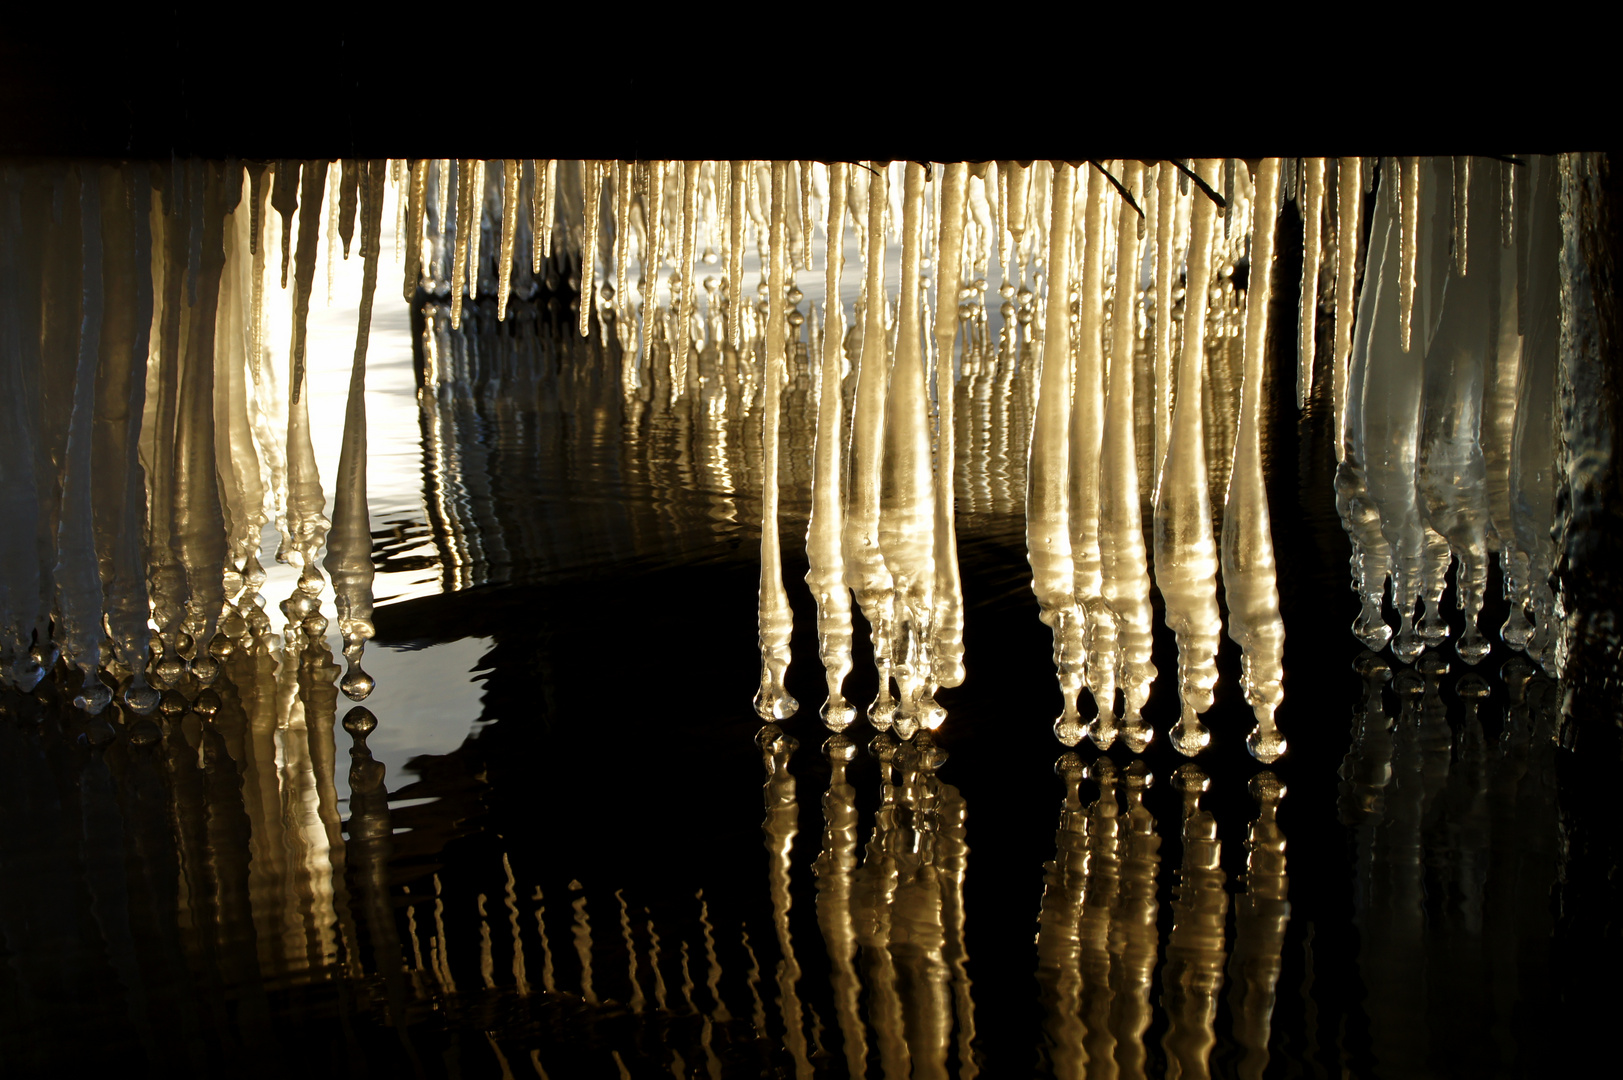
[931,163,969,694]
[1099,161,1156,753]
[845,163,898,730]
[753,162,797,722]
[1071,166,1112,734]
[805,163,855,732]
[1417,156,1500,665]
[1154,159,1223,758]
[880,162,937,738]
[1223,159,1287,764]
[1027,163,1084,744]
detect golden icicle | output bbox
[467,159,486,300]
[753,161,797,721]
[1298,158,1325,409]
[579,160,600,338]
[931,163,969,693]
[1028,162,1084,744]
[1333,157,1362,457]
[676,160,701,397]
[498,160,518,321]
[451,159,469,331]
[1223,159,1287,764]
[1071,165,1112,731]
[1399,156,1418,352]
[728,161,748,349]
[542,159,558,260]
[1154,163,1178,486]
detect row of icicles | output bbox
[0,156,1562,765]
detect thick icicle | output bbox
[1417,156,1498,665]
[753,161,797,721]
[1153,158,1223,758]
[1298,158,1325,409]
[1098,161,1157,753]
[1333,157,1363,455]
[1223,159,1287,763]
[931,163,968,694]
[1027,162,1085,744]
[845,162,898,730]
[329,160,387,702]
[284,160,332,636]
[1071,165,1113,733]
[498,159,518,320]
[880,161,938,740]
[806,163,854,731]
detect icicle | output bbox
[729,161,748,349]
[498,159,518,321]
[799,161,815,271]
[613,161,632,348]
[326,163,340,303]
[677,160,701,396]
[1453,155,1470,277]
[273,158,299,288]
[753,161,797,722]
[1418,156,1498,665]
[467,159,486,301]
[339,159,359,257]
[879,161,937,740]
[1154,157,1223,758]
[579,160,600,338]
[845,162,898,731]
[1098,161,1157,753]
[1027,162,1084,744]
[806,162,853,731]
[528,159,543,274]
[406,159,427,302]
[542,159,558,261]
[284,159,332,636]
[931,163,968,695]
[1298,158,1325,409]
[451,159,469,330]
[1071,165,1112,734]
[1399,156,1419,352]
[1333,157,1363,457]
[289,160,328,403]
[1223,158,1287,763]
[328,160,387,702]
[1154,163,1178,485]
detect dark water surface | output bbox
[1,294,1615,1079]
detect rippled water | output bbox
[1,276,1614,1078]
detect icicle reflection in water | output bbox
[0,155,1587,762]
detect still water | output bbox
[0,170,1613,1079]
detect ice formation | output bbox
[0,156,1582,761]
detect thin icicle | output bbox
[806,162,853,731]
[677,161,701,396]
[451,159,469,330]
[1399,156,1419,352]
[1154,163,1178,485]
[1452,155,1470,277]
[1298,158,1325,409]
[729,161,748,349]
[1333,157,1362,457]
[1098,161,1157,753]
[880,161,937,740]
[1071,165,1112,733]
[467,159,486,301]
[406,159,427,301]
[289,160,329,403]
[1028,162,1084,744]
[1223,158,1287,763]
[578,160,600,338]
[845,162,898,731]
[931,163,968,695]
[528,160,543,274]
[1154,157,1223,758]
[498,159,518,320]
[753,161,797,722]
[542,159,558,260]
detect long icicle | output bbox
[931,163,969,694]
[542,159,558,260]
[1398,156,1418,352]
[579,160,600,338]
[1154,157,1223,758]
[1071,164,1112,732]
[1223,158,1287,764]
[845,161,897,730]
[467,159,486,301]
[677,160,701,398]
[1028,162,1084,744]
[1153,163,1178,486]
[879,161,937,741]
[753,160,797,721]
[1298,158,1325,409]
[1332,157,1362,456]
[805,161,853,731]
[498,159,518,321]
[728,161,748,349]
[451,159,469,330]
[1098,160,1156,752]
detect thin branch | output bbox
[1085,160,1143,217]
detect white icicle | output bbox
[1223,158,1287,763]
[1071,165,1112,733]
[931,163,968,695]
[1098,161,1157,753]
[1027,162,1084,744]
[1153,158,1223,758]
[753,161,797,721]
